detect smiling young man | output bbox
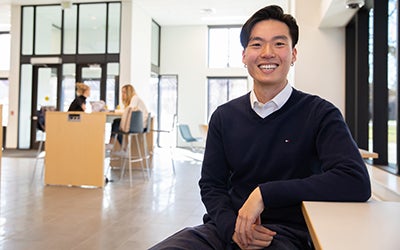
[150,5,371,250]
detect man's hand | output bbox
[233,223,276,249]
[234,187,276,248]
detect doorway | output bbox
[157,75,178,147]
[30,65,61,149]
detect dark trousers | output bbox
[148,221,313,250]
[111,118,123,145]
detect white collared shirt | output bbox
[250,83,293,118]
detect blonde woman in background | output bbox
[110,84,149,145]
[68,82,90,111]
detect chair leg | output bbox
[141,134,151,179]
[134,135,147,180]
[31,140,44,184]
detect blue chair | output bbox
[178,124,202,151]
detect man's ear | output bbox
[242,49,247,64]
[291,47,297,64]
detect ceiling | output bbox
[0,0,289,31]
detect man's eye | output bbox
[249,43,261,47]
[276,42,285,47]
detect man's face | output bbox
[242,19,297,88]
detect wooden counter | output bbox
[302,201,400,250]
[45,112,106,187]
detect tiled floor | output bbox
[0,148,206,250]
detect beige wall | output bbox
[294,0,346,114]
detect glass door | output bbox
[157,75,178,147]
[30,65,61,149]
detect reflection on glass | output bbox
[62,64,76,111]
[63,5,77,54]
[35,6,61,55]
[22,7,34,55]
[79,4,106,54]
[108,3,121,53]
[19,65,33,148]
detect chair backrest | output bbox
[129,110,144,133]
[120,107,143,133]
[178,124,195,142]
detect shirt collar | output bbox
[250,83,293,109]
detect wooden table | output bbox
[359,148,379,159]
[302,201,400,250]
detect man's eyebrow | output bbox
[249,35,289,42]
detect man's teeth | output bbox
[259,64,277,69]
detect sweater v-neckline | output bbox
[247,89,299,122]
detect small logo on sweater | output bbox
[284,139,290,143]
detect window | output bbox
[347,0,399,175]
[151,21,160,68]
[208,26,243,68]
[0,78,9,126]
[78,4,107,54]
[387,0,398,165]
[0,32,10,127]
[35,6,61,55]
[0,32,11,70]
[208,77,248,120]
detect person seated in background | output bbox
[68,82,90,112]
[110,84,149,145]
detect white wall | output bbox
[6,5,21,148]
[294,0,346,114]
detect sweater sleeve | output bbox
[198,110,237,244]
[259,102,371,208]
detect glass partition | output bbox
[21,7,34,55]
[78,4,107,54]
[63,5,77,54]
[62,64,76,111]
[35,6,61,55]
[108,3,121,53]
[19,65,33,148]
[106,63,119,110]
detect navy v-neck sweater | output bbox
[199,88,371,243]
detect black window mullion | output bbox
[356,8,370,150]
[373,0,389,165]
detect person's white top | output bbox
[129,95,149,129]
[250,83,293,118]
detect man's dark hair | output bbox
[240,5,299,49]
